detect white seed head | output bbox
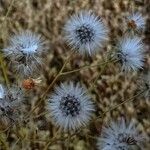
[0,84,4,99]
[0,85,24,123]
[97,118,144,150]
[46,81,95,131]
[64,11,108,56]
[127,12,145,31]
[3,31,48,77]
[138,72,150,98]
[116,36,144,72]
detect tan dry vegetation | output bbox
[0,0,150,149]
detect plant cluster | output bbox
[0,2,149,150]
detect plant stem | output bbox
[66,134,71,150]
[4,0,15,19]
[88,59,110,92]
[25,51,74,119]
[0,55,9,87]
[96,90,144,120]
[0,0,15,87]
[60,59,116,76]
[12,138,20,150]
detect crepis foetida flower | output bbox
[97,118,144,150]
[116,36,144,72]
[0,84,24,123]
[3,30,48,77]
[64,11,108,56]
[46,82,95,131]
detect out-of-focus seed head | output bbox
[0,84,4,99]
[0,84,24,125]
[116,36,144,72]
[97,118,144,150]
[138,72,150,99]
[126,12,145,31]
[3,30,48,77]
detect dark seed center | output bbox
[60,94,81,117]
[117,52,129,64]
[75,24,94,44]
[118,133,137,145]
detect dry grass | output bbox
[0,0,149,149]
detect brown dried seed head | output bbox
[127,20,137,29]
[22,78,35,90]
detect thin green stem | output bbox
[0,135,9,150]
[0,55,9,87]
[60,59,116,76]
[33,111,48,119]
[4,0,15,20]
[0,124,11,134]
[12,138,20,150]
[88,59,110,92]
[66,134,71,150]
[96,90,144,120]
[0,0,15,87]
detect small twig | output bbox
[66,134,71,150]
[0,124,12,134]
[11,138,20,150]
[4,0,15,20]
[60,59,115,76]
[88,59,113,92]
[0,0,15,87]
[0,55,9,87]
[0,135,9,150]
[33,111,48,119]
[96,90,144,120]
[25,51,74,119]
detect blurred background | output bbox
[0,0,149,149]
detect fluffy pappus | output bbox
[126,12,145,31]
[116,36,145,72]
[64,11,108,56]
[3,31,48,77]
[22,77,42,90]
[138,72,150,99]
[46,82,95,131]
[97,118,144,150]
[0,84,24,124]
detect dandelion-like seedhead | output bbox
[97,118,144,150]
[0,84,24,123]
[46,82,95,131]
[126,12,145,31]
[64,11,108,56]
[138,72,150,99]
[3,31,47,77]
[116,36,144,72]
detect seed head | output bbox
[46,82,95,131]
[97,118,144,150]
[22,77,42,90]
[3,30,48,77]
[138,72,150,99]
[64,11,108,56]
[126,12,145,31]
[0,84,24,124]
[116,36,144,72]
